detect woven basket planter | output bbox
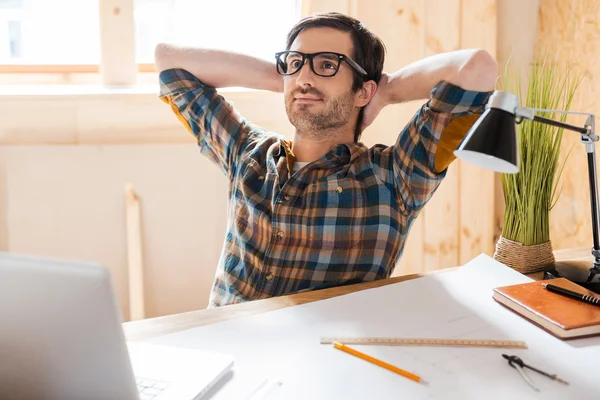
[493,235,556,274]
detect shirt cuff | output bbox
[158,68,209,98]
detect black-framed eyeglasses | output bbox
[275,51,367,78]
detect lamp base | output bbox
[543,260,600,294]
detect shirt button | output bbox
[336,186,343,193]
[276,231,285,240]
[265,272,274,281]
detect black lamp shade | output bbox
[454,108,520,174]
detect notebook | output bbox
[493,278,600,339]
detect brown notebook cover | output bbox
[493,278,600,340]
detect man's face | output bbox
[283,27,361,139]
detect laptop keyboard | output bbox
[136,377,171,400]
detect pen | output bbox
[542,283,600,307]
[333,342,427,385]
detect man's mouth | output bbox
[294,97,322,104]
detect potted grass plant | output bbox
[493,54,583,273]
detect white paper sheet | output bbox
[147,254,600,399]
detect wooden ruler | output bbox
[320,337,528,349]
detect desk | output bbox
[123,246,592,342]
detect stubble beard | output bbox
[286,90,356,141]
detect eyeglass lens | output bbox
[277,52,340,77]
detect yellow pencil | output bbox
[333,342,427,384]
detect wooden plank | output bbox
[348,0,359,18]
[0,64,155,74]
[391,0,427,275]
[421,0,461,272]
[0,90,290,146]
[495,0,541,248]
[125,184,145,321]
[458,0,498,264]
[356,0,425,71]
[307,0,350,14]
[0,100,78,145]
[356,0,426,275]
[535,0,600,251]
[98,0,136,85]
[301,0,313,17]
[497,0,540,80]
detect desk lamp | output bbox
[454,90,600,293]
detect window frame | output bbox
[0,63,155,74]
[0,0,137,84]
[0,0,307,85]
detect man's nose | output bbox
[295,59,316,88]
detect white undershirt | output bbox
[292,161,310,173]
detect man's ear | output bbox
[355,80,377,108]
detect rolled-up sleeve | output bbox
[159,68,261,178]
[370,81,492,214]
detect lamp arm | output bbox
[515,107,600,280]
[515,107,595,138]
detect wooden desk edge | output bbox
[123,268,456,341]
[123,247,593,342]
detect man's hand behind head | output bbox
[360,72,390,133]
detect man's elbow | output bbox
[457,49,498,92]
[154,43,175,73]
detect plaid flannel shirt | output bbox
[159,68,491,307]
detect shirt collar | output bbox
[273,139,367,165]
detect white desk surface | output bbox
[144,254,600,400]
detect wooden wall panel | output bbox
[305,0,350,14]
[0,144,228,320]
[535,0,600,251]
[350,0,500,274]
[458,0,497,264]
[355,0,427,276]
[421,0,461,272]
[0,91,290,146]
[0,100,78,145]
[495,0,540,245]
[99,0,136,85]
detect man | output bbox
[155,12,497,307]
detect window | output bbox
[7,20,22,57]
[0,0,100,64]
[134,0,300,64]
[0,0,301,83]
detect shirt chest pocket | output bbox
[304,177,364,209]
[236,158,276,201]
[301,178,365,251]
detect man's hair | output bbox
[285,12,386,142]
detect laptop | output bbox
[0,252,234,400]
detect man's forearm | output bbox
[154,43,283,92]
[382,49,497,105]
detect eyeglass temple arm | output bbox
[344,57,367,76]
[515,106,600,281]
